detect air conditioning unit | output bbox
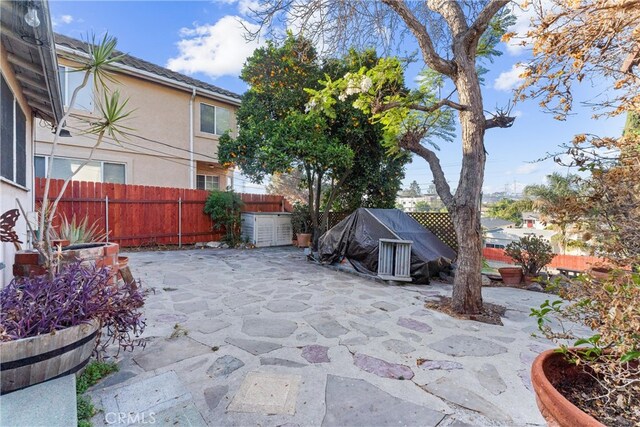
[377,238,413,282]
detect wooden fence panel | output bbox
[35,178,286,248]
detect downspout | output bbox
[189,87,196,189]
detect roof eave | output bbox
[55,44,242,107]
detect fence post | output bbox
[178,197,182,248]
[105,195,109,243]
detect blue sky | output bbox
[49,0,626,195]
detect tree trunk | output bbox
[450,56,486,314]
[451,205,483,313]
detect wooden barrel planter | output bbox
[0,320,99,394]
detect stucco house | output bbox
[1,0,64,286]
[33,33,242,191]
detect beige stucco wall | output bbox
[34,55,237,189]
[0,43,35,287]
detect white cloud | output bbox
[515,163,540,175]
[166,16,263,79]
[213,0,266,16]
[494,64,526,91]
[52,14,74,27]
[505,0,554,55]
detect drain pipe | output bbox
[189,87,196,189]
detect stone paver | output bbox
[87,247,556,427]
[301,345,330,363]
[353,353,414,380]
[323,375,445,426]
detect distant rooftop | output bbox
[54,33,241,102]
[481,217,515,230]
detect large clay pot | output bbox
[498,267,523,285]
[297,233,312,248]
[0,320,99,394]
[531,349,605,427]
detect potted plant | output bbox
[291,202,312,248]
[529,270,639,426]
[0,262,146,394]
[504,235,554,284]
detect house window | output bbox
[34,156,125,184]
[196,174,220,191]
[486,243,505,249]
[200,103,231,135]
[1,74,27,187]
[58,66,94,112]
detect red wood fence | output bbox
[35,178,287,247]
[483,247,606,272]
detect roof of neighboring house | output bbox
[481,217,515,230]
[522,211,541,220]
[54,33,242,103]
[1,0,64,124]
[485,227,556,242]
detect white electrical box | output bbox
[241,212,293,247]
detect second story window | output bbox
[200,103,231,135]
[58,66,94,112]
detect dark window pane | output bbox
[15,104,26,186]
[200,104,215,134]
[34,156,46,178]
[196,174,205,190]
[103,163,125,183]
[1,75,14,181]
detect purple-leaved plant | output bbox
[1,262,147,356]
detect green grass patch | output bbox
[76,361,119,426]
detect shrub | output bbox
[204,189,244,246]
[505,235,554,276]
[531,271,640,422]
[291,202,312,235]
[0,262,146,356]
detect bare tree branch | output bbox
[381,0,456,76]
[398,131,454,208]
[463,0,510,52]
[374,98,468,115]
[426,0,469,36]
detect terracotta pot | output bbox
[498,267,523,285]
[297,233,312,248]
[531,349,605,427]
[588,267,611,281]
[118,256,129,269]
[524,274,538,285]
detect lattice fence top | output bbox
[326,210,457,251]
[407,212,457,251]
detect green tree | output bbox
[414,200,432,212]
[523,173,586,254]
[219,37,409,246]
[486,198,530,226]
[407,180,422,197]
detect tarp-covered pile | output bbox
[319,208,456,283]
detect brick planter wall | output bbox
[13,243,120,279]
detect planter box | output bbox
[13,242,120,280]
[0,320,99,394]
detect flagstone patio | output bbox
[88,247,556,426]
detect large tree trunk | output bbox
[450,58,486,314]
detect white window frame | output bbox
[0,74,27,188]
[35,155,127,184]
[199,102,231,136]
[58,66,94,112]
[196,173,220,191]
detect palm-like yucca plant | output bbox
[50,214,107,245]
[35,33,134,276]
